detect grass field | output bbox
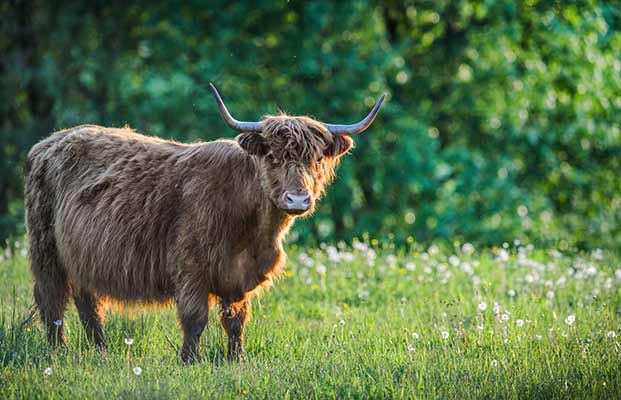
[1,240,620,399]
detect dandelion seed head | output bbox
[462,243,475,255]
[133,367,142,375]
[44,367,52,376]
[124,338,134,345]
[564,315,576,326]
[478,302,487,311]
[441,330,450,339]
[449,255,460,266]
[53,320,62,326]
[412,332,420,340]
[491,359,498,367]
[339,320,345,326]
[516,319,524,328]
[607,331,616,338]
[407,344,414,352]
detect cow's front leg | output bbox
[220,299,250,361]
[176,286,210,364]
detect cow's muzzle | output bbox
[282,191,312,214]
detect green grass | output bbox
[1,241,620,399]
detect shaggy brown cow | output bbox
[24,83,384,362]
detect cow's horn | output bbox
[209,83,263,133]
[324,94,386,135]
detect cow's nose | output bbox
[284,192,311,210]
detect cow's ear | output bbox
[324,135,353,158]
[237,133,269,156]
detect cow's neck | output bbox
[251,162,296,248]
[256,191,295,246]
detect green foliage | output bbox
[1,243,620,398]
[1,1,620,247]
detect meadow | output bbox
[0,239,620,399]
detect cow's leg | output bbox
[29,224,69,348]
[73,289,106,349]
[220,299,250,361]
[33,278,69,348]
[176,285,210,364]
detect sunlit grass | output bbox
[1,241,620,399]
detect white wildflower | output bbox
[53,320,62,327]
[462,243,475,255]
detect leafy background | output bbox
[1,0,620,249]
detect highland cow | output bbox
[24,83,385,362]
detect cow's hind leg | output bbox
[220,299,250,361]
[73,289,106,349]
[33,277,69,348]
[29,221,69,348]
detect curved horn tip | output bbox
[209,82,262,133]
[324,93,387,136]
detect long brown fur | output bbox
[24,117,353,362]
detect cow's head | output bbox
[210,83,385,216]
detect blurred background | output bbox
[1,0,620,249]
